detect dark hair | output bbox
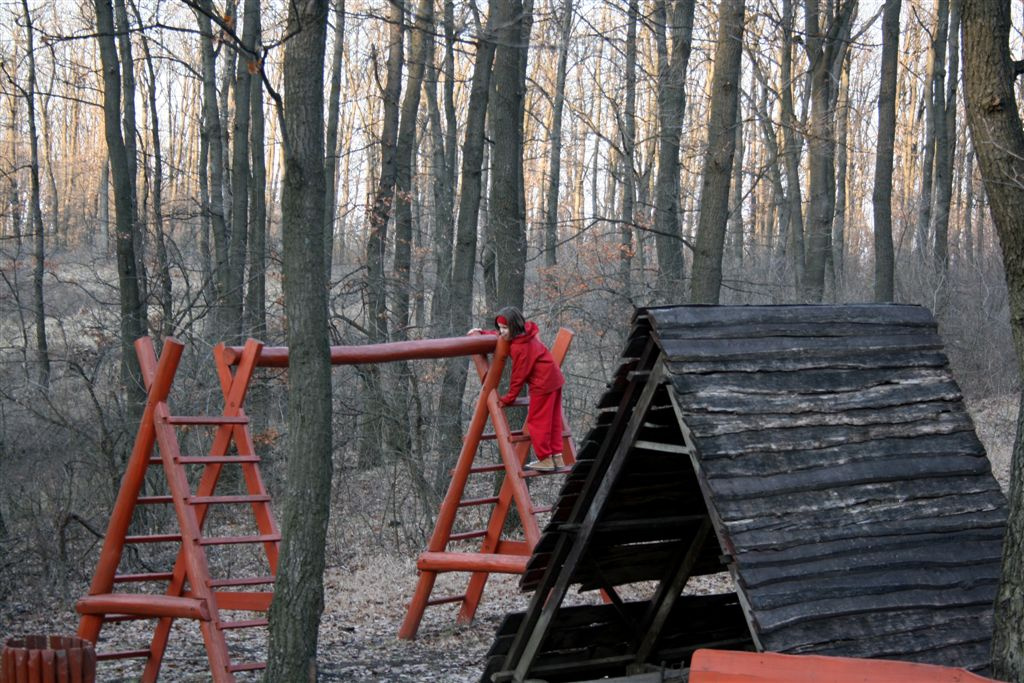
[495,306,526,338]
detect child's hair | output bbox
[494,306,526,338]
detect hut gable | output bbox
[485,304,1007,683]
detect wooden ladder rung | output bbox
[417,551,529,574]
[448,529,487,542]
[426,594,466,606]
[76,594,210,621]
[209,576,275,588]
[137,495,173,504]
[165,415,249,426]
[125,533,182,544]
[178,455,262,464]
[467,464,505,474]
[532,505,553,514]
[96,648,151,661]
[457,496,499,508]
[113,572,174,583]
[199,533,281,546]
[220,618,269,630]
[228,661,267,673]
[189,494,271,505]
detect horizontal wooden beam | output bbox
[221,334,497,367]
[417,551,529,574]
[76,594,210,621]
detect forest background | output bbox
[2,0,1024,679]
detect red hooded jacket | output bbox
[499,321,564,406]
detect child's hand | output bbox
[468,328,482,335]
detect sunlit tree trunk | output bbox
[543,0,574,268]
[323,0,345,275]
[780,0,805,294]
[652,0,696,301]
[691,0,745,305]
[873,0,900,302]
[933,1,961,285]
[265,0,331,679]
[245,12,267,340]
[18,0,49,389]
[618,0,637,296]
[94,0,147,421]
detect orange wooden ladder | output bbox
[399,329,577,639]
[76,337,279,682]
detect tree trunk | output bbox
[800,0,855,302]
[690,0,745,305]
[265,0,331,679]
[225,0,261,342]
[489,0,529,309]
[780,0,805,294]
[323,0,345,275]
[245,12,268,340]
[873,0,900,302]
[360,0,404,468]
[433,13,497,494]
[18,0,49,390]
[130,0,172,342]
[543,0,574,268]
[652,0,696,301]
[195,0,229,341]
[831,58,851,297]
[727,74,745,270]
[619,0,637,296]
[393,0,434,340]
[94,0,147,423]
[962,1,1024,679]
[933,1,961,283]
[6,89,21,252]
[113,0,147,332]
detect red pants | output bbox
[527,388,563,459]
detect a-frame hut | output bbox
[483,304,1008,683]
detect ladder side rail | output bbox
[146,340,275,679]
[78,337,184,643]
[214,340,280,571]
[398,340,509,640]
[152,402,235,682]
[457,435,535,625]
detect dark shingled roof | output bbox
[484,304,1008,683]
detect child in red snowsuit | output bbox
[471,306,567,471]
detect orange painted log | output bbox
[75,594,211,621]
[416,551,530,574]
[689,649,1004,683]
[1,635,96,683]
[221,334,497,367]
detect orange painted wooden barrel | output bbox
[1,635,96,683]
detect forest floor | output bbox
[0,394,1017,682]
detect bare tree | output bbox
[618,0,637,296]
[265,0,332,678]
[873,0,900,302]
[543,0,574,268]
[324,0,345,275]
[690,0,746,305]
[652,0,696,301]
[962,2,1024,679]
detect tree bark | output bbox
[195,0,229,341]
[245,10,268,340]
[619,0,637,296]
[690,0,745,305]
[543,0,574,268]
[324,0,345,274]
[780,0,806,294]
[265,0,331,679]
[873,0,900,302]
[130,0,172,343]
[489,0,529,309]
[962,2,1024,679]
[433,13,497,494]
[94,0,147,422]
[652,0,696,301]
[933,1,961,283]
[18,0,49,390]
[800,0,855,302]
